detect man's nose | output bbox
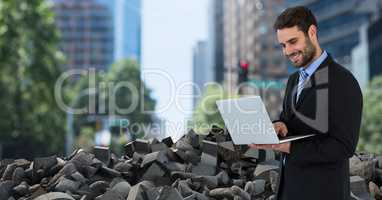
[284,44,294,56]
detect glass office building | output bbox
[287,0,380,67]
[113,0,142,63]
[53,0,114,71]
[53,0,142,71]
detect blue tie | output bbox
[297,69,309,102]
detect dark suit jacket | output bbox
[275,55,363,200]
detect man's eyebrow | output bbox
[286,37,298,43]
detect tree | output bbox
[0,0,66,158]
[72,59,156,151]
[191,84,238,134]
[358,75,382,154]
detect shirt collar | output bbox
[300,50,328,78]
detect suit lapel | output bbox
[293,55,332,109]
[295,79,315,109]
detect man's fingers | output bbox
[248,144,275,149]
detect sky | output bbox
[142,0,209,139]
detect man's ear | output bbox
[308,25,318,41]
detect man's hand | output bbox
[274,122,288,137]
[248,142,291,154]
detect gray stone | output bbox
[173,149,188,162]
[185,129,200,149]
[12,167,25,184]
[134,139,151,154]
[231,185,251,200]
[162,161,186,172]
[161,137,174,147]
[114,161,132,174]
[127,182,152,200]
[141,151,169,168]
[2,163,17,181]
[209,187,234,199]
[93,146,111,166]
[55,177,80,193]
[171,171,196,180]
[254,162,279,182]
[124,141,135,157]
[99,166,121,177]
[191,175,218,189]
[216,171,230,186]
[111,181,131,199]
[350,176,372,200]
[253,179,266,195]
[232,179,245,188]
[13,159,31,169]
[270,170,279,193]
[98,190,124,200]
[0,180,16,200]
[71,171,87,184]
[34,192,75,200]
[150,143,168,152]
[156,186,183,200]
[244,181,255,197]
[243,148,260,159]
[186,150,201,165]
[177,180,194,197]
[33,155,57,176]
[13,182,29,196]
[69,151,94,177]
[90,181,109,195]
[142,162,166,181]
[191,163,216,176]
[350,155,375,181]
[369,181,382,200]
[143,185,160,200]
[175,139,194,151]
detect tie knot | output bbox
[300,70,308,80]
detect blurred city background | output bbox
[0,0,382,159]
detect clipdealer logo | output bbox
[291,67,329,133]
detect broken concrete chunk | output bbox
[93,146,111,166]
[134,139,151,154]
[124,141,135,157]
[350,176,372,200]
[161,137,174,148]
[55,177,80,193]
[141,151,169,168]
[34,192,75,200]
[156,186,183,200]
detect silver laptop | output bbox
[215,96,315,145]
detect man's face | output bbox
[277,26,316,68]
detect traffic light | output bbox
[238,59,249,83]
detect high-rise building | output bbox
[223,0,287,120]
[193,41,210,108]
[53,0,114,71]
[207,0,225,83]
[113,0,142,63]
[287,0,381,68]
[368,17,382,81]
[53,0,142,72]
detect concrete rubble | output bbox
[0,126,381,200]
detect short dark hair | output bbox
[273,6,317,35]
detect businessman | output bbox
[249,6,363,200]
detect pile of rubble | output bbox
[349,153,382,200]
[0,126,382,200]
